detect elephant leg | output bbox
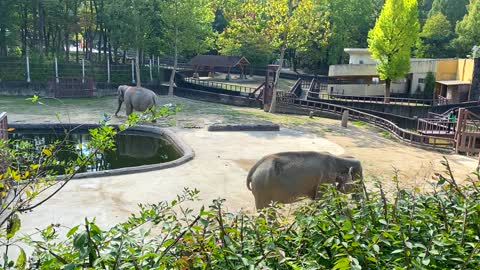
[254,194,271,210]
[126,104,133,116]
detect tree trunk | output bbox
[168,27,178,97]
[65,31,70,63]
[75,33,79,63]
[135,48,141,87]
[385,78,391,103]
[269,46,286,113]
[0,28,6,56]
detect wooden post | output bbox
[341,110,349,128]
[455,108,465,153]
[54,57,59,83]
[0,112,7,141]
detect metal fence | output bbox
[0,56,163,85]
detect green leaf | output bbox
[15,248,26,270]
[422,256,431,266]
[373,244,380,253]
[7,214,21,239]
[66,225,80,237]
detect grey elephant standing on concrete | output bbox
[246,151,362,210]
[115,85,157,117]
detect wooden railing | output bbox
[289,79,302,97]
[184,77,257,94]
[437,95,448,105]
[0,112,8,140]
[278,97,455,150]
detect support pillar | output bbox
[341,110,349,128]
[470,58,480,101]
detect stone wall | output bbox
[173,87,260,107]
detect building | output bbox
[328,48,474,102]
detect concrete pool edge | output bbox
[9,123,195,179]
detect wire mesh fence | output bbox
[0,57,163,85]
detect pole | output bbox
[26,54,31,83]
[131,59,136,84]
[107,56,111,84]
[455,108,465,153]
[82,59,85,83]
[54,57,59,83]
[149,58,153,82]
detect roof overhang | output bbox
[436,80,471,86]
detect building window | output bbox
[418,78,425,84]
[359,60,364,64]
[372,77,380,84]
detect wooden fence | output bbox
[0,112,8,140]
[277,94,455,150]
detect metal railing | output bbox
[417,118,455,136]
[322,94,435,106]
[279,97,454,150]
[183,77,257,94]
[0,112,8,140]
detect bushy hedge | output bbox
[24,160,480,269]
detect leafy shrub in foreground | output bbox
[24,160,480,269]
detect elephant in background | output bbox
[115,85,158,117]
[246,151,362,210]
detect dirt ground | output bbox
[3,95,477,189]
[1,95,478,257]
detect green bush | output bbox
[24,160,480,269]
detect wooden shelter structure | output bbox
[188,55,250,79]
[435,80,471,104]
[0,112,8,140]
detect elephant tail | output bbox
[246,157,268,191]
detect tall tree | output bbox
[416,12,453,58]
[219,0,330,112]
[368,0,420,103]
[429,0,469,26]
[454,0,480,56]
[105,0,157,86]
[159,0,215,96]
[0,0,18,56]
[296,0,380,73]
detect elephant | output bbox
[246,151,362,210]
[115,85,158,117]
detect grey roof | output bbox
[436,80,471,86]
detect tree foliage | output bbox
[429,0,469,26]
[368,0,420,102]
[454,0,480,56]
[416,12,453,58]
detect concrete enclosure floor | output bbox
[1,96,478,247]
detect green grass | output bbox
[352,121,367,127]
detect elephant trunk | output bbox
[115,100,123,116]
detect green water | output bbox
[10,129,182,173]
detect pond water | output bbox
[10,128,182,173]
